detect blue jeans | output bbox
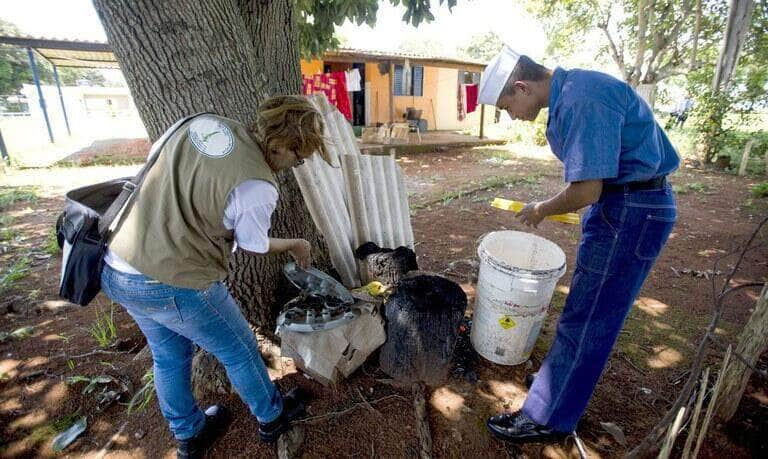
[101,264,283,440]
[522,184,676,432]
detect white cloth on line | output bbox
[104,179,278,275]
[345,68,361,92]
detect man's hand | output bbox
[288,239,312,268]
[516,201,545,228]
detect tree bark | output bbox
[715,283,768,422]
[92,0,332,394]
[712,0,756,91]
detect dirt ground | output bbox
[1,145,766,458]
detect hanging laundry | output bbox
[345,68,361,92]
[303,72,353,120]
[465,84,479,114]
[457,84,466,121]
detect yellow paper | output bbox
[491,198,580,225]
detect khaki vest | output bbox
[109,115,277,289]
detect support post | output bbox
[479,104,485,139]
[26,47,54,143]
[52,65,71,136]
[389,62,395,125]
[0,129,9,164]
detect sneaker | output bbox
[258,388,307,444]
[487,410,567,444]
[177,404,231,459]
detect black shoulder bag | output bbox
[57,113,209,305]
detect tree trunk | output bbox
[715,283,768,422]
[92,0,332,394]
[712,0,755,91]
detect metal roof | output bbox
[326,48,487,69]
[0,35,485,70]
[0,35,118,68]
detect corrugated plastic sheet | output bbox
[293,94,359,287]
[341,154,414,252]
[293,93,413,288]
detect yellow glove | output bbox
[353,281,389,297]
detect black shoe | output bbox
[487,411,567,444]
[258,388,307,444]
[177,404,231,459]
[525,372,537,389]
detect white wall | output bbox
[434,67,484,131]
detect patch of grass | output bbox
[25,411,80,447]
[0,186,38,211]
[0,256,31,294]
[43,228,60,255]
[673,182,710,194]
[127,369,156,415]
[90,306,118,348]
[751,182,768,198]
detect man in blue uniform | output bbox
[478,46,679,443]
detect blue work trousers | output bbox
[101,264,283,440]
[522,184,676,432]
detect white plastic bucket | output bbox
[471,231,566,365]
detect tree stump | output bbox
[379,274,467,385]
[355,242,418,286]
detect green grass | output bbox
[0,186,38,211]
[0,256,31,294]
[25,411,80,447]
[751,182,768,198]
[90,306,118,348]
[673,182,710,194]
[43,228,60,255]
[127,369,156,415]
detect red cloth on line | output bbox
[302,72,352,120]
[465,84,479,114]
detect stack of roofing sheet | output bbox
[292,93,413,288]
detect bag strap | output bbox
[98,112,211,235]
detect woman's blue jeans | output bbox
[522,184,677,432]
[101,264,282,440]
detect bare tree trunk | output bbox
[712,0,756,90]
[93,0,331,394]
[715,283,768,422]
[690,0,702,69]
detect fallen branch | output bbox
[95,420,128,459]
[296,395,407,424]
[413,383,432,459]
[627,216,767,458]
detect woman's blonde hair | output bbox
[254,95,332,165]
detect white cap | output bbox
[478,45,521,105]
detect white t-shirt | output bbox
[104,179,278,274]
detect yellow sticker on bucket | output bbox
[498,316,516,329]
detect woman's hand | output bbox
[288,239,312,268]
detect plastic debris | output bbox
[51,416,87,452]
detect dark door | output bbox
[351,62,365,126]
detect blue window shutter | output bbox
[413,66,424,96]
[394,65,404,96]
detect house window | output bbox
[458,70,480,85]
[394,64,424,96]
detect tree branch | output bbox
[627,216,768,458]
[598,14,629,81]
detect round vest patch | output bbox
[188,116,235,158]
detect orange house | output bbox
[300,49,487,132]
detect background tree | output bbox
[457,31,504,62]
[526,0,726,107]
[92,0,455,393]
[693,0,763,163]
